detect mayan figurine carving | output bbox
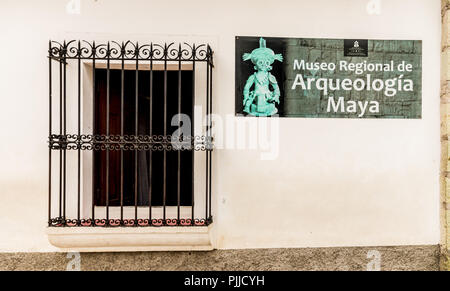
[242,38,283,116]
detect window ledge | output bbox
[46,226,213,252]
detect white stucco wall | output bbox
[0,0,441,252]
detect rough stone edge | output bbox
[441,0,450,271]
[0,245,440,271]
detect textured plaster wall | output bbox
[0,0,442,252]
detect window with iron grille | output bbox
[48,41,213,227]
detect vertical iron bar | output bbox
[58,56,62,220]
[177,44,181,222]
[149,44,153,223]
[134,43,139,225]
[92,41,96,225]
[120,43,124,223]
[163,45,167,223]
[191,45,196,225]
[63,41,67,223]
[106,42,110,223]
[208,53,213,221]
[48,41,52,226]
[77,41,81,223]
[205,51,209,222]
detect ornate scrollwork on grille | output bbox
[49,217,213,227]
[49,40,213,63]
[49,217,65,227]
[49,134,213,151]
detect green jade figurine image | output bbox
[242,38,283,116]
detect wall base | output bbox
[0,245,440,271]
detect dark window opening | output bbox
[93,69,194,207]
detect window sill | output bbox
[46,226,213,252]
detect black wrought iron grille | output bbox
[48,40,213,227]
